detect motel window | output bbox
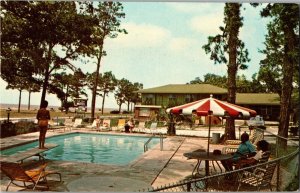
[185,94,191,103]
[145,94,154,105]
[168,94,177,106]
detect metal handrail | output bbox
[144,134,164,152]
[144,135,155,152]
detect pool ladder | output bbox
[144,133,163,152]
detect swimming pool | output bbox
[1,133,160,165]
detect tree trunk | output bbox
[28,90,31,110]
[91,44,103,119]
[64,84,69,114]
[18,89,22,113]
[101,92,106,115]
[40,70,49,108]
[224,3,240,140]
[278,14,296,149]
[40,45,52,108]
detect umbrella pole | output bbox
[207,114,211,156]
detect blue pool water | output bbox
[1,133,160,165]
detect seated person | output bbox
[125,118,135,133]
[235,139,269,169]
[221,132,256,171]
[95,116,101,129]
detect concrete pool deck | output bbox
[0,127,279,192]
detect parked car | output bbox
[247,115,265,129]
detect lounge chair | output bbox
[73,118,83,128]
[87,120,97,130]
[48,119,66,132]
[0,162,61,191]
[64,118,73,131]
[114,119,126,132]
[99,119,111,131]
[149,122,158,134]
[133,121,146,133]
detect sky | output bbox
[0,2,272,109]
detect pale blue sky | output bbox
[0,2,271,109]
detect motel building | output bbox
[134,84,280,122]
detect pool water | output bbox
[1,133,160,165]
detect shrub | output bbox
[0,121,37,138]
[0,121,16,138]
[110,110,120,114]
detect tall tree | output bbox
[259,3,299,148]
[98,71,117,114]
[1,2,95,107]
[50,69,87,113]
[203,3,250,140]
[124,82,143,112]
[80,2,127,119]
[0,43,39,112]
[114,78,131,112]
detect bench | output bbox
[0,144,58,163]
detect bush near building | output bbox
[0,121,38,138]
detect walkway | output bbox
[0,126,280,192]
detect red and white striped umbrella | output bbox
[166,95,257,155]
[166,95,257,118]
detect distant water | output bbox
[0,103,118,113]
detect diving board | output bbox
[0,143,58,163]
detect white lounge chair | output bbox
[73,118,83,128]
[87,120,97,130]
[149,122,158,134]
[133,121,146,133]
[99,119,111,131]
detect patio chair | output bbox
[64,118,73,131]
[86,119,97,130]
[133,121,146,133]
[114,119,126,132]
[225,129,263,146]
[99,119,111,131]
[149,122,158,134]
[237,161,277,191]
[48,119,66,132]
[73,118,83,128]
[0,162,62,191]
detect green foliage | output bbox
[202,3,251,140]
[1,1,96,106]
[79,2,127,118]
[188,73,267,93]
[258,3,299,145]
[0,121,37,138]
[114,78,131,111]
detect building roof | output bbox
[236,93,280,106]
[137,84,227,94]
[135,105,162,108]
